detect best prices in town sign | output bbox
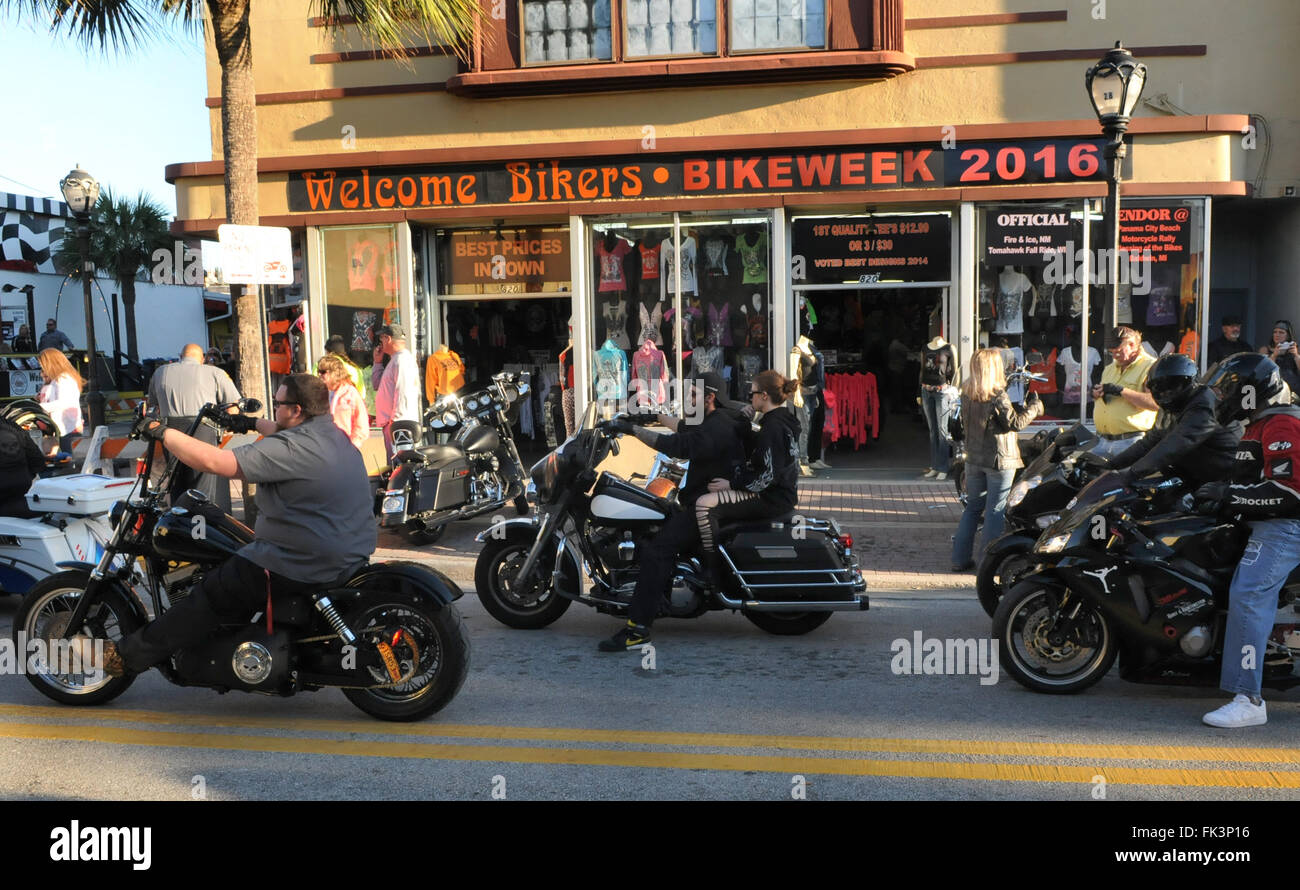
[288,138,1108,211]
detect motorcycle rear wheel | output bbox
[15,570,141,706]
[994,584,1117,694]
[341,599,470,721]
[743,611,832,635]
[474,536,572,629]
[976,545,1035,618]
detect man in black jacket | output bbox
[599,372,750,651]
[1082,354,1241,486]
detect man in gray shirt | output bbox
[148,343,243,505]
[106,373,377,677]
[37,318,75,352]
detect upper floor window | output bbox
[625,0,717,58]
[523,0,613,64]
[732,0,825,52]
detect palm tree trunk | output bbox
[209,0,266,407]
[120,275,139,366]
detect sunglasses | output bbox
[272,400,299,410]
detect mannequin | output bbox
[558,316,576,436]
[630,337,668,410]
[425,343,466,401]
[919,336,959,479]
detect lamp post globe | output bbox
[1085,43,1147,350]
[58,164,106,431]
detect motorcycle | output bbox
[472,410,868,635]
[994,469,1300,694]
[14,399,470,721]
[379,370,531,545]
[973,423,1106,616]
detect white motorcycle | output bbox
[0,401,133,596]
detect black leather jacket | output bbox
[1109,385,1242,486]
[962,390,1042,470]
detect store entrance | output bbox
[439,295,571,462]
[801,287,945,471]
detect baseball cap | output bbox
[377,323,405,340]
[697,372,745,411]
[1221,314,1243,326]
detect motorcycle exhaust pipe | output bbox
[714,590,869,612]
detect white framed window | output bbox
[731,0,825,53]
[624,0,717,59]
[521,0,613,65]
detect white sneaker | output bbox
[935,472,948,481]
[810,460,830,470]
[1202,694,1267,728]
[922,469,938,479]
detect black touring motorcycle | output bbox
[473,410,867,635]
[14,400,470,721]
[379,371,531,545]
[995,469,1300,694]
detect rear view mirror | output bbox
[239,398,262,414]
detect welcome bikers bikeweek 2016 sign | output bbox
[287,138,1109,212]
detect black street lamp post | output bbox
[1085,41,1147,350]
[58,164,106,431]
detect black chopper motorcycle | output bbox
[473,411,867,635]
[974,423,1107,616]
[994,469,1300,694]
[14,400,470,721]
[379,370,531,545]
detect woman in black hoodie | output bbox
[694,370,801,580]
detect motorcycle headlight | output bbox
[1035,513,1062,529]
[381,492,406,514]
[1039,533,1070,554]
[1007,475,1041,508]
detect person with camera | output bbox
[599,371,750,652]
[1260,319,1300,394]
[1090,326,1160,458]
[1079,353,1242,488]
[1192,354,1300,728]
[83,374,377,678]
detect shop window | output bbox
[976,202,1090,423]
[587,214,771,417]
[624,0,717,58]
[319,224,401,413]
[522,0,613,64]
[731,0,825,52]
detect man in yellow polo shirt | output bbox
[1091,326,1159,457]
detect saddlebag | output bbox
[721,520,862,602]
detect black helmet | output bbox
[1146,353,1199,412]
[1204,353,1286,425]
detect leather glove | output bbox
[1193,481,1230,515]
[131,414,167,443]
[1101,383,1124,398]
[628,411,659,426]
[226,413,260,434]
[609,416,637,435]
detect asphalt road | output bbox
[0,522,1297,802]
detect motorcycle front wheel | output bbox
[15,570,142,706]
[474,536,571,629]
[743,611,832,635]
[975,544,1035,618]
[994,584,1117,694]
[341,598,470,721]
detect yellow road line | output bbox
[0,720,1296,787]
[1,701,1299,770]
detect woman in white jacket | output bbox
[37,348,84,454]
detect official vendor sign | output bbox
[288,138,1108,212]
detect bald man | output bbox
[147,343,242,505]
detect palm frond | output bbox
[1,0,203,53]
[316,0,483,65]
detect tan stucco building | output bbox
[169,0,1300,465]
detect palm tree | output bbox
[56,186,171,368]
[5,0,482,405]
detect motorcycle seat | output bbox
[393,444,461,465]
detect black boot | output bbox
[701,551,725,590]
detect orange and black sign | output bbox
[287,138,1108,211]
[446,228,570,285]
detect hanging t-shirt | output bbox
[1116,282,1134,324]
[1028,347,1059,394]
[689,344,724,376]
[425,347,466,400]
[602,301,631,349]
[660,235,698,297]
[1179,330,1200,361]
[637,302,664,346]
[664,305,702,353]
[597,238,632,292]
[995,270,1032,335]
[1058,345,1101,405]
[349,238,379,292]
[638,243,661,280]
[735,231,768,284]
[1146,287,1178,326]
[593,343,628,401]
[701,237,729,280]
[707,302,732,347]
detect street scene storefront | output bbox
[175,117,1240,469]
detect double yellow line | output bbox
[0,703,1296,788]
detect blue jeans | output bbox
[952,463,1016,566]
[1219,518,1300,698]
[921,389,953,472]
